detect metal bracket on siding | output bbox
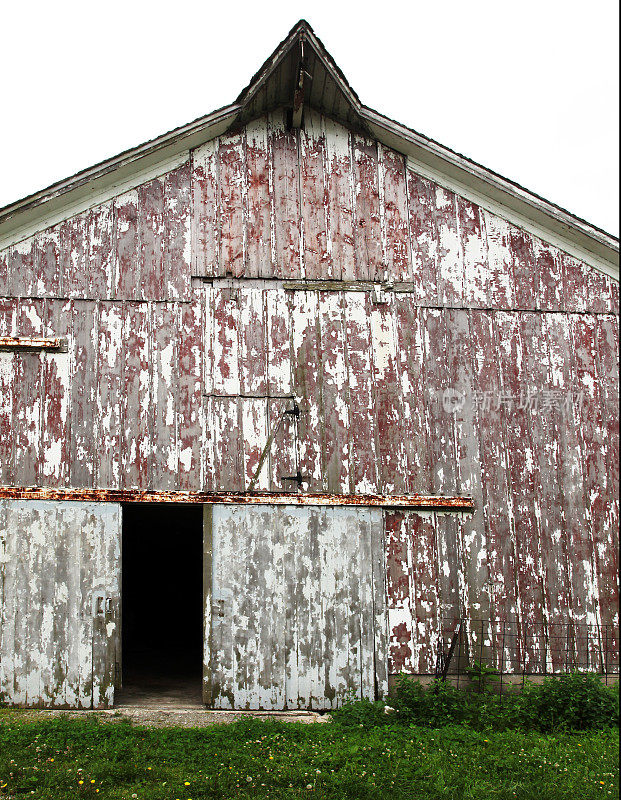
[283,401,300,418]
[280,470,305,489]
[247,398,300,492]
[93,595,115,617]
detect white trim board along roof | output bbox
[0,20,618,279]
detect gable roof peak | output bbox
[0,20,617,278]
[232,18,365,134]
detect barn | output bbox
[0,20,618,710]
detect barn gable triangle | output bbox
[230,20,370,136]
[0,19,617,279]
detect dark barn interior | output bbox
[120,504,204,705]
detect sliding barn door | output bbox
[0,500,121,708]
[204,504,387,710]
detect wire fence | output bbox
[434,617,619,692]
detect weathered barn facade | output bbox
[0,21,618,709]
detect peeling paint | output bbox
[0,110,617,703]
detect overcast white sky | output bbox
[1,0,618,235]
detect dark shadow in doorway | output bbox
[118,503,203,707]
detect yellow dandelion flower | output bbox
[78,780,84,785]
[185,782,191,786]
[91,779,96,783]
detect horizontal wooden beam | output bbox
[0,486,474,511]
[0,336,67,352]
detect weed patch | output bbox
[333,673,619,733]
[0,711,618,799]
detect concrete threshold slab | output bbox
[16,707,331,728]
[110,707,330,727]
[114,706,320,715]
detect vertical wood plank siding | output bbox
[208,504,386,710]
[3,116,616,308]
[0,112,618,677]
[0,500,120,707]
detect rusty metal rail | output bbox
[0,485,474,510]
[0,336,67,351]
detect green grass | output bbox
[0,711,618,800]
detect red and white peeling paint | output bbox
[0,110,617,677]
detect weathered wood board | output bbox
[2,114,617,309]
[0,500,120,708]
[205,504,387,710]
[0,287,617,676]
[0,109,617,680]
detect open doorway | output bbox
[119,504,204,706]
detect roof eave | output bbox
[0,102,240,247]
[0,20,618,279]
[361,107,619,277]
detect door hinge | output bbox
[280,470,305,488]
[284,401,300,418]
